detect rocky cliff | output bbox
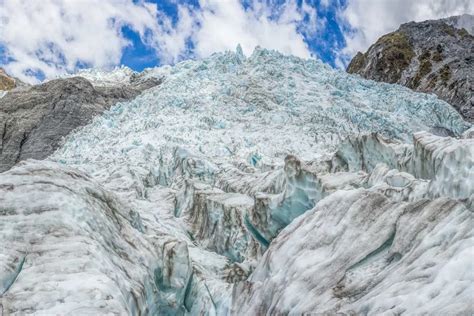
[0,71,160,172]
[0,68,18,91]
[347,14,474,122]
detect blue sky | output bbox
[1,0,471,83]
[120,0,346,71]
[120,0,348,71]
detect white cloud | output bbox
[0,0,160,83]
[187,0,317,60]
[148,4,197,64]
[0,0,323,82]
[1,0,471,82]
[337,0,474,68]
[319,0,330,10]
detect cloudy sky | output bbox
[0,0,472,83]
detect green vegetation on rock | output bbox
[439,65,452,85]
[0,69,16,90]
[411,51,433,88]
[371,32,415,83]
[346,15,473,121]
[347,52,366,74]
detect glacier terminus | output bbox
[0,47,473,315]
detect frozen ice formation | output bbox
[0,161,161,314]
[0,75,160,172]
[60,66,137,87]
[233,190,473,315]
[1,47,473,314]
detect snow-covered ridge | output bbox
[58,65,136,86]
[58,64,171,88]
[1,47,472,314]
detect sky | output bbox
[0,0,472,83]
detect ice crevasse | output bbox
[0,46,473,315]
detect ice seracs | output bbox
[1,47,472,314]
[232,190,473,315]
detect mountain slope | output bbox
[347,14,474,122]
[0,48,472,315]
[0,69,16,91]
[0,72,160,172]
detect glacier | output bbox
[0,47,473,315]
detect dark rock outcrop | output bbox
[0,75,160,172]
[347,14,474,122]
[0,68,17,91]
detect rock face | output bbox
[0,73,160,172]
[347,14,474,122]
[0,48,472,314]
[0,69,17,91]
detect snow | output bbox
[0,161,161,314]
[1,47,472,314]
[59,65,136,86]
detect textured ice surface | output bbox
[233,190,473,315]
[1,47,472,314]
[53,47,468,174]
[0,161,236,315]
[0,161,162,314]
